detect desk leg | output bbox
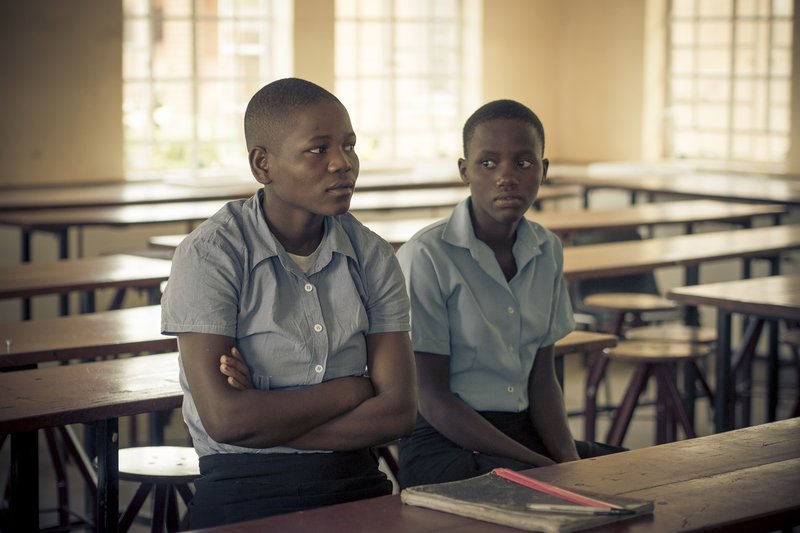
[95,418,119,533]
[21,229,32,320]
[715,311,733,432]
[10,431,38,531]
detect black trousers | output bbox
[190,449,392,529]
[398,411,625,489]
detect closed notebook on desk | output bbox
[401,470,653,533]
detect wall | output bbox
[0,0,123,187]
[483,0,651,163]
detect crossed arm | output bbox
[179,330,417,451]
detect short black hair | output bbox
[244,78,341,151]
[462,99,545,157]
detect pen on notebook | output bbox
[526,503,635,516]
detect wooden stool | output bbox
[117,446,199,533]
[601,341,713,447]
[583,293,679,336]
[779,329,800,417]
[624,324,717,344]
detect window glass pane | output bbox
[666,0,792,164]
[163,0,192,17]
[124,0,292,176]
[697,21,731,46]
[336,0,479,163]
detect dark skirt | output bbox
[189,448,392,529]
[397,411,623,489]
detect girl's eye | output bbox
[309,147,327,154]
[518,160,533,169]
[344,144,355,152]
[480,160,497,169]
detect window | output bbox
[666,0,794,164]
[335,0,481,164]
[123,0,292,178]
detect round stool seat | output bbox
[605,340,710,363]
[584,293,678,312]
[118,446,199,484]
[624,324,717,344]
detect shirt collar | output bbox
[442,197,545,268]
[244,189,358,273]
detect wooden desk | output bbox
[349,184,579,213]
[0,352,183,532]
[188,418,800,533]
[668,275,800,432]
[149,200,787,254]
[0,180,259,212]
[0,305,175,368]
[562,224,800,282]
[0,200,228,262]
[0,254,172,318]
[548,171,800,206]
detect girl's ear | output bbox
[541,158,550,184]
[250,147,271,185]
[458,157,469,185]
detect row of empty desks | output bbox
[185,418,800,533]
[0,184,581,262]
[0,328,615,532]
[668,274,800,431]
[148,199,789,253]
[547,171,800,206]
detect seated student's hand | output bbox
[220,347,253,390]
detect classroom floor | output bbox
[2,349,798,532]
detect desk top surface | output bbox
[548,172,800,205]
[0,352,181,433]
[148,200,787,251]
[189,418,799,533]
[667,274,800,320]
[0,254,172,299]
[0,305,175,368]
[562,223,800,280]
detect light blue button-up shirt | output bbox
[395,198,574,412]
[162,190,410,456]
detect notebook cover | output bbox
[400,471,653,533]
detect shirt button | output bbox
[507,386,514,393]
[313,324,323,333]
[506,306,515,315]
[314,364,324,373]
[304,283,313,292]
[508,345,515,352]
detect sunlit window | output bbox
[335,0,481,164]
[666,0,794,164]
[123,0,292,178]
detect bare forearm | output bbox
[287,388,416,450]
[529,377,579,462]
[422,394,554,467]
[202,376,373,449]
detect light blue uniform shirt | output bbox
[395,198,575,412]
[162,190,410,456]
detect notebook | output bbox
[401,468,653,533]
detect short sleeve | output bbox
[540,237,575,346]
[396,241,451,356]
[161,234,241,338]
[360,238,410,335]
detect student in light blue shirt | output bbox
[394,99,621,489]
[162,78,417,528]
